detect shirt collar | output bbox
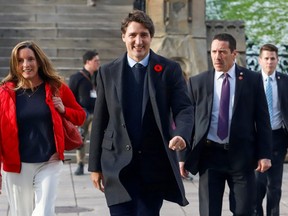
[261,70,276,81]
[215,63,236,80]
[127,53,150,68]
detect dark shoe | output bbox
[74,162,84,175]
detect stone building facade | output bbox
[146,0,246,77]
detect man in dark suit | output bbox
[182,33,272,216]
[88,10,193,216]
[253,44,288,216]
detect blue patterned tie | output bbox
[265,77,273,123]
[217,73,230,140]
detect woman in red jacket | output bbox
[0,41,86,216]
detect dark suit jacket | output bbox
[184,64,272,175]
[88,50,193,206]
[274,72,288,132]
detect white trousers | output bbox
[4,159,63,216]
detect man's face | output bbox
[258,50,278,76]
[122,21,152,62]
[211,39,237,72]
[87,55,100,73]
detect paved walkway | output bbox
[0,163,288,215]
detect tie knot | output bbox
[223,73,229,79]
[134,63,144,68]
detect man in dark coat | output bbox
[88,10,193,216]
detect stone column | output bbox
[147,0,208,77]
[206,20,246,68]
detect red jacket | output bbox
[0,82,86,173]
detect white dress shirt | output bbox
[127,53,149,68]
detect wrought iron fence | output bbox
[246,42,288,74]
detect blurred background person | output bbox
[69,50,100,175]
[87,0,97,7]
[0,40,85,216]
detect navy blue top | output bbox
[16,83,56,163]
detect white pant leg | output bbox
[32,160,63,216]
[4,163,38,216]
[4,160,63,216]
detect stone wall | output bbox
[206,20,246,69]
[147,0,246,77]
[148,0,208,77]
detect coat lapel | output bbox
[110,54,127,109]
[233,65,245,114]
[206,70,214,116]
[144,51,162,119]
[142,68,150,119]
[276,71,283,108]
[112,51,162,121]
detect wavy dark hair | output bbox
[121,10,155,38]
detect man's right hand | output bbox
[90,172,104,192]
[255,158,272,173]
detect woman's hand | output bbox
[52,97,65,114]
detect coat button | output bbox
[126,145,131,151]
[122,124,126,128]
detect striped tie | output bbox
[265,77,273,123]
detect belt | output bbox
[205,139,229,150]
[272,128,284,132]
[272,127,287,135]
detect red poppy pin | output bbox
[154,64,163,73]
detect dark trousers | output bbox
[108,152,168,216]
[199,145,255,216]
[253,128,287,216]
[109,193,163,216]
